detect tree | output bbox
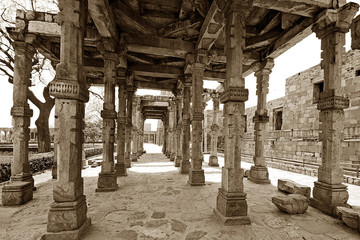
[84,87,103,144]
[0,0,58,152]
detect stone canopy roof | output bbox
[8,0,357,93]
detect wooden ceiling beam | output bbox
[124,33,194,58]
[128,63,183,78]
[111,0,157,35]
[252,0,333,17]
[88,0,118,40]
[196,0,223,50]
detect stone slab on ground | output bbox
[337,206,360,231]
[278,179,311,198]
[272,194,309,214]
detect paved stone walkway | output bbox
[0,144,359,239]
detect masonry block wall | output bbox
[241,49,360,177]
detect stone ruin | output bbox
[1,0,360,239]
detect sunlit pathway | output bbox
[0,144,359,239]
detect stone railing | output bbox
[0,147,103,183]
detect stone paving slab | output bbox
[0,148,359,239]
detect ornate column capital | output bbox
[194,49,207,66]
[351,15,360,50]
[220,87,248,104]
[312,3,359,39]
[252,58,274,76]
[253,113,269,123]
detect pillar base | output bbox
[115,163,127,177]
[43,217,91,240]
[188,169,205,186]
[96,172,118,192]
[170,154,175,162]
[52,165,57,179]
[214,188,250,225]
[125,158,131,168]
[310,181,349,217]
[131,154,138,162]
[2,181,33,206]
[208,155,219,167]
[248,166,270,184]
[47,195,89,232]
[175,156,182,167]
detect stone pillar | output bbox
[169,101,176,161]
[43,0,91,237]
[175,89,183,167]
[248,59,274,184]
[138,116,144,156]
[162,116,168,155]
[52,141,58,179]
[203,101,208,154]
[2,38,34,206]
[97,48,118,192]
[180,75,191,174]
[115,67,127,176]
[189,49,206,186]
[213,0,251,225]
[131,98,139,162]
[125,80,134,168]
[310,3,359,216]
[209,92,220,167]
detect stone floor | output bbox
[0,144,359,240]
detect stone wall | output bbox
[240,49,360,182]
[0,147,103,182]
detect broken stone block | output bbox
[278,179,311,198]
[272,194,309,214]
[337,207,360,231]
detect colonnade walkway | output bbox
[1,144,359,239]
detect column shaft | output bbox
[115,71,127,176]
[43,0,91,236]
[310,3,359,216]
[209,93,220,167]
[169,101,176,161]
[175,92,183,167]
[214,1,251,225]
[97,51,118,192]
[249,59,274,184]
[189,50,206,186]
[180,76,191,174]
[2,40,34,206]
[125,84,134,168]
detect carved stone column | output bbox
[189,49,206,186]
[310,3,359,216]
[248,59,274,184]
[115,66,127,176]
[175,88,183,167]
[2,38,34,206]
[52,141,58,179]
[163,115,168,155]
[43,0,91,237]
[214,0,251,225]
[203,101,208,154]
[169,100,176,161]
[180,75,191,174]
[131,97,140,162]
[125,79,134,168]
[97,48,118,192]
[139,117,144,155]
[209,92,220,167]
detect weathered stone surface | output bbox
[144,219,168,228]
[278,179,311,198]
[151,211,165,219]
[185,230,207,240]
[272,194,309,214]
[337,207,360,231]
[170,219,187,233]
[2,181,33,206]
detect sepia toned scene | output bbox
[0,0,360,239]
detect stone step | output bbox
[278,179,311,198]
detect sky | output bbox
[0,15,357,130]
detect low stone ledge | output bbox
[278,179,311,198]
[272,194,309,214]
[337,206,360,231]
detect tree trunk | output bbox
[36,105,53,153]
